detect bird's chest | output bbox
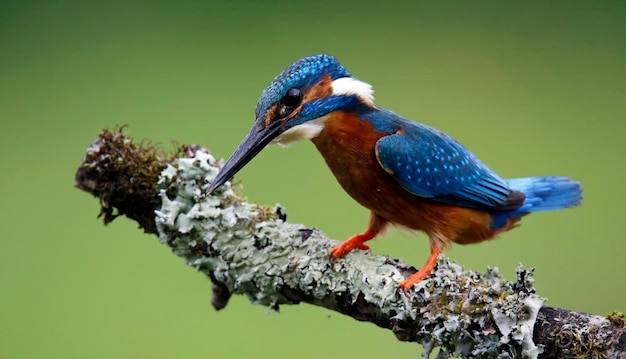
[311,112,401,211]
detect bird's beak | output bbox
[206,120,283,194]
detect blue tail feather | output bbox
[508,176,582,213]
[491,176,581,230]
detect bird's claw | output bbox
[397,264,437,293]
[329,241,370,259]
[328,239,371,268]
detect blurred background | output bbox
[1,1,625,358]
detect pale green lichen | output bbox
[155,151,545,359]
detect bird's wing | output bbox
[375,126,517,210]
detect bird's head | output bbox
[207,54,375,193]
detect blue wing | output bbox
[375,122,519,210]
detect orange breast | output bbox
[311,111,519,248]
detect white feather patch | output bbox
[331,77,375,105]
[272,117,328,147]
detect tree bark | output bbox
[74,129,626,359]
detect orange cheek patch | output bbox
[264,104,280,126]
[304,75,333,103]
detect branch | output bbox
[74,129,626,359]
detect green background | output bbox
[1,1,625,358]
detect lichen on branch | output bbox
[155,150,544,358]
[74,129,626,359]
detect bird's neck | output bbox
[311,110,389,158]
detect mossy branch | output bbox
[74,129,626,359]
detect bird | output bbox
[206,54,582,290]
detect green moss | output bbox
[607,311,625,326]
[75,127,187,233]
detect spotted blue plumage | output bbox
[255,54,351,120]
[374,111,513,210]
[366,108,581,228]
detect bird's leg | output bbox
[399,244,443,290]
[330,212,387,259]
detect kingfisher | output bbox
[207,54,582,290]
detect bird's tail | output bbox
[489,176,581,230]
[506,176,582,215]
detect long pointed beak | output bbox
[206,121,283,194]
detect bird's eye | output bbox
[282,88,303,108]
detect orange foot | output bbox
[399,246,443,290]
[330,233,372,259]
[331,213,387,261]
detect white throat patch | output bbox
[331,77,375,105]
[271,116,329,147]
